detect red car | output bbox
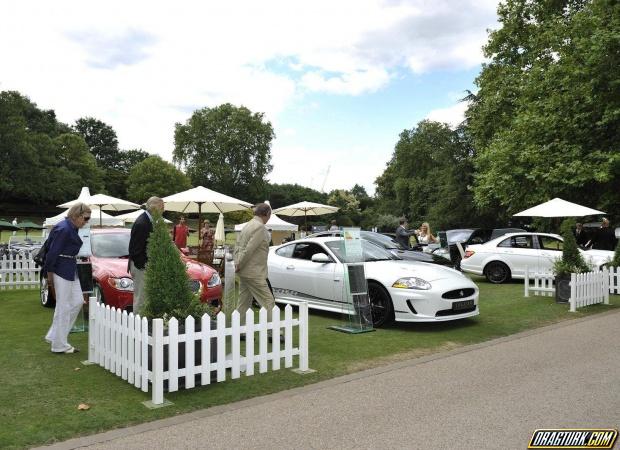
[40,228,222,310]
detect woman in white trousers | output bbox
[43,202,91,353]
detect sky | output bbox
[0,0,500,196]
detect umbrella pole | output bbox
[99,208,103,228]
[304,211,307,236]
[198,203,202,241]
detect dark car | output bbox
[308,230,455,267]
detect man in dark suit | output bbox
[395,218,416,249]
[128,196,164,313]
[573,222,589,248]
[590,218,617,251]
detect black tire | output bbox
[484,261,511,284]
[40,275,56,308]
[367,281,394,327]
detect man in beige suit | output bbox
[234,203,276,328]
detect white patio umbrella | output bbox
[161,186,252,238]
[272,201,339,231]
[513,198,605,217]
[58,188,140,226]
[215,213,225,244]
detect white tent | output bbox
[115,209,172,225]
[235,214,298,231]
[44,209,123,228]
[513,198,605,217]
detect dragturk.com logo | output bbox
[529,429,618,449]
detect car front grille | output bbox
[436,305,477,317]
[441,288,476,299]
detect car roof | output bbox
[489,231,561,241]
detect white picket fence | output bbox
[609,266,620,294]
[87,296,310,406]
[0,254,39,290]
[524,267,555,297]
[569,269,610,312]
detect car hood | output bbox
[182,257,216,279]
[581,249,614,264]
[365,260,468,283]
[91,256,130,278]
[391,249,454,266]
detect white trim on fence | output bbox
[0,254,40,290]
[87,296,310,406]
[524,266,555,297]
[569,269,610,312]
[608,266,620,294]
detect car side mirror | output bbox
[311,253,331,263]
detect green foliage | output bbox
[468,0,620,214]
[142,210,208,321]
[553,219,590,276]
[267,183,327,209]
[610,239,620,267]
[126,156,192,203]
[374,121,484,229]
[173,103,274,202]
[74,117,120,169]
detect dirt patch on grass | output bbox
[345,341,463,372]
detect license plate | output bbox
[452,299,474,311]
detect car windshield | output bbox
[360,231,406,250]
[446,229,474,243]
[91,233,130,258]
[325,240,395,263]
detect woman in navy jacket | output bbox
[44,202,91,353]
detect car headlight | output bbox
[433,248,449,255]
[108,277,134,291]
[392,277,432,290]
[207,272,221,288]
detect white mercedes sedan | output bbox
[461,232,614,284]
[268,237,479,327]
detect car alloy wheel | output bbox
[367,281,394,327]
[485,261,511,284]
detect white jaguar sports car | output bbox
[267,237,479,327]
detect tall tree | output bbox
[373,120,481,229]
[126,156,192,203]
[266,183,327,209]
[173,103,274,202]
[467,0,620,215]
[74,117,121,169]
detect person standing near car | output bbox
[234,203,277,332]
[329,220,338,231]
[395,218,416,249]
[416,222,438,244]
[172,216,189,250]
[44,202,91,353]
[573,222,589,248]
[128,197,164,313]
[589,218,617,251]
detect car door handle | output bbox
[334,279,341,282]
[286,265,295,270]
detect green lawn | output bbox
[1,279,618,449]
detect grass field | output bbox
[1,278,618,449]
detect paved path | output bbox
[40,310,620,450]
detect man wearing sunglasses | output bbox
[44,202,92,354]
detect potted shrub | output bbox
[553,219,590,303]
[142,210,218,386]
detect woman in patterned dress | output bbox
[200,219,215,265]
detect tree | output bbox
[467,0,620,215]
[266,183,327,209]
[173,103,274,202]
[126,156,192,203]
[142,210,207,320]
[327,189,361,225]
[74,117,121,169]
[373,120,482,229]
[52,133,105,195]
[105,149,152,199]
[350,184,374,211]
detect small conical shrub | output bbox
[142,210,207,321]
[610,239,620,267]
[553,219,590,276]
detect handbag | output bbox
[33,238,50,268]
